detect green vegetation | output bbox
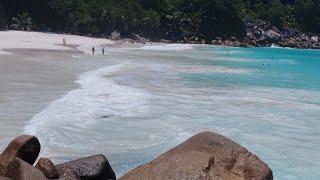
[11,12,33,31]
[0,2,5,28]
[0,0,319,40]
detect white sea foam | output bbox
[270,43,281,48]
[71,54,82,59]
[209,57,253,62]
[24,62,151,155]
[0,51,11,55]
[140,44,194,50]
[278,59,298,64]
[176,65,253,74]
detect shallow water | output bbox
[1,45,320,179]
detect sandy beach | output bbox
[0,30,117,149]
[0,30,187,146]
[0,51,74,145]
[0,31,114,55]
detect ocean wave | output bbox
[140,44,194,50]
[0,50,11,55]
[24,62,150,156]
[177,65,253,74]
[270,43,281,48]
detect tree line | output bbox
[0,0,319,41]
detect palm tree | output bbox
[0,3,5,28]
[11,12,32,31]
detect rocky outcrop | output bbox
[120,131,273,180]
[242,20,320,49]
[35,158,59,179]
[58,166,81,180]
[0,135,115,180]
[160,39,173,43]
[182,36,206,44]
[0,133,272,180]
[265,30,281,42]
[0,176,11,180]
[206,20,320,49]
[110,31,121,40]
[5,158,48,180]
[0,135,40,175]
[130,33,148,44]
[55,154,116,180]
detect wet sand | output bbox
[0,49,82,148]
[0,36,149,147]
[3,47,82,56]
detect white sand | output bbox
[0,31,114,55]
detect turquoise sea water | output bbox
[181,46,320,179]
[184,47,320,90]
[5,45,317,179]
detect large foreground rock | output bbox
[5,158,47,180]
[58,166,80,180]
[0,135,40,175]
[120,131,273,180]
[55,154,116,180]
[0,176,11,180]
[35,158,59,179]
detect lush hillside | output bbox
[0,0,319,41]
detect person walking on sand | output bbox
[63,38,66,46]
[92,47,95,55]
[102,47,105,55]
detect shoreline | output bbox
[1,30,319,57]
[0,50,80,151]
[2,48,83,56]
[0,30,114,55]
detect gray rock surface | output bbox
[265,30,281,42]
[55,154,116,180]
[242,20,320,49]
[131,33,148,44]
[160,39,173,43]
[58,166,81,180]
[311,36,318,43]
[272,26,280,33]
[110,31,121,40]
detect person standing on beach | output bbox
[92,47,95,55]
[102,47,105,55]
[63,38,66,46]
